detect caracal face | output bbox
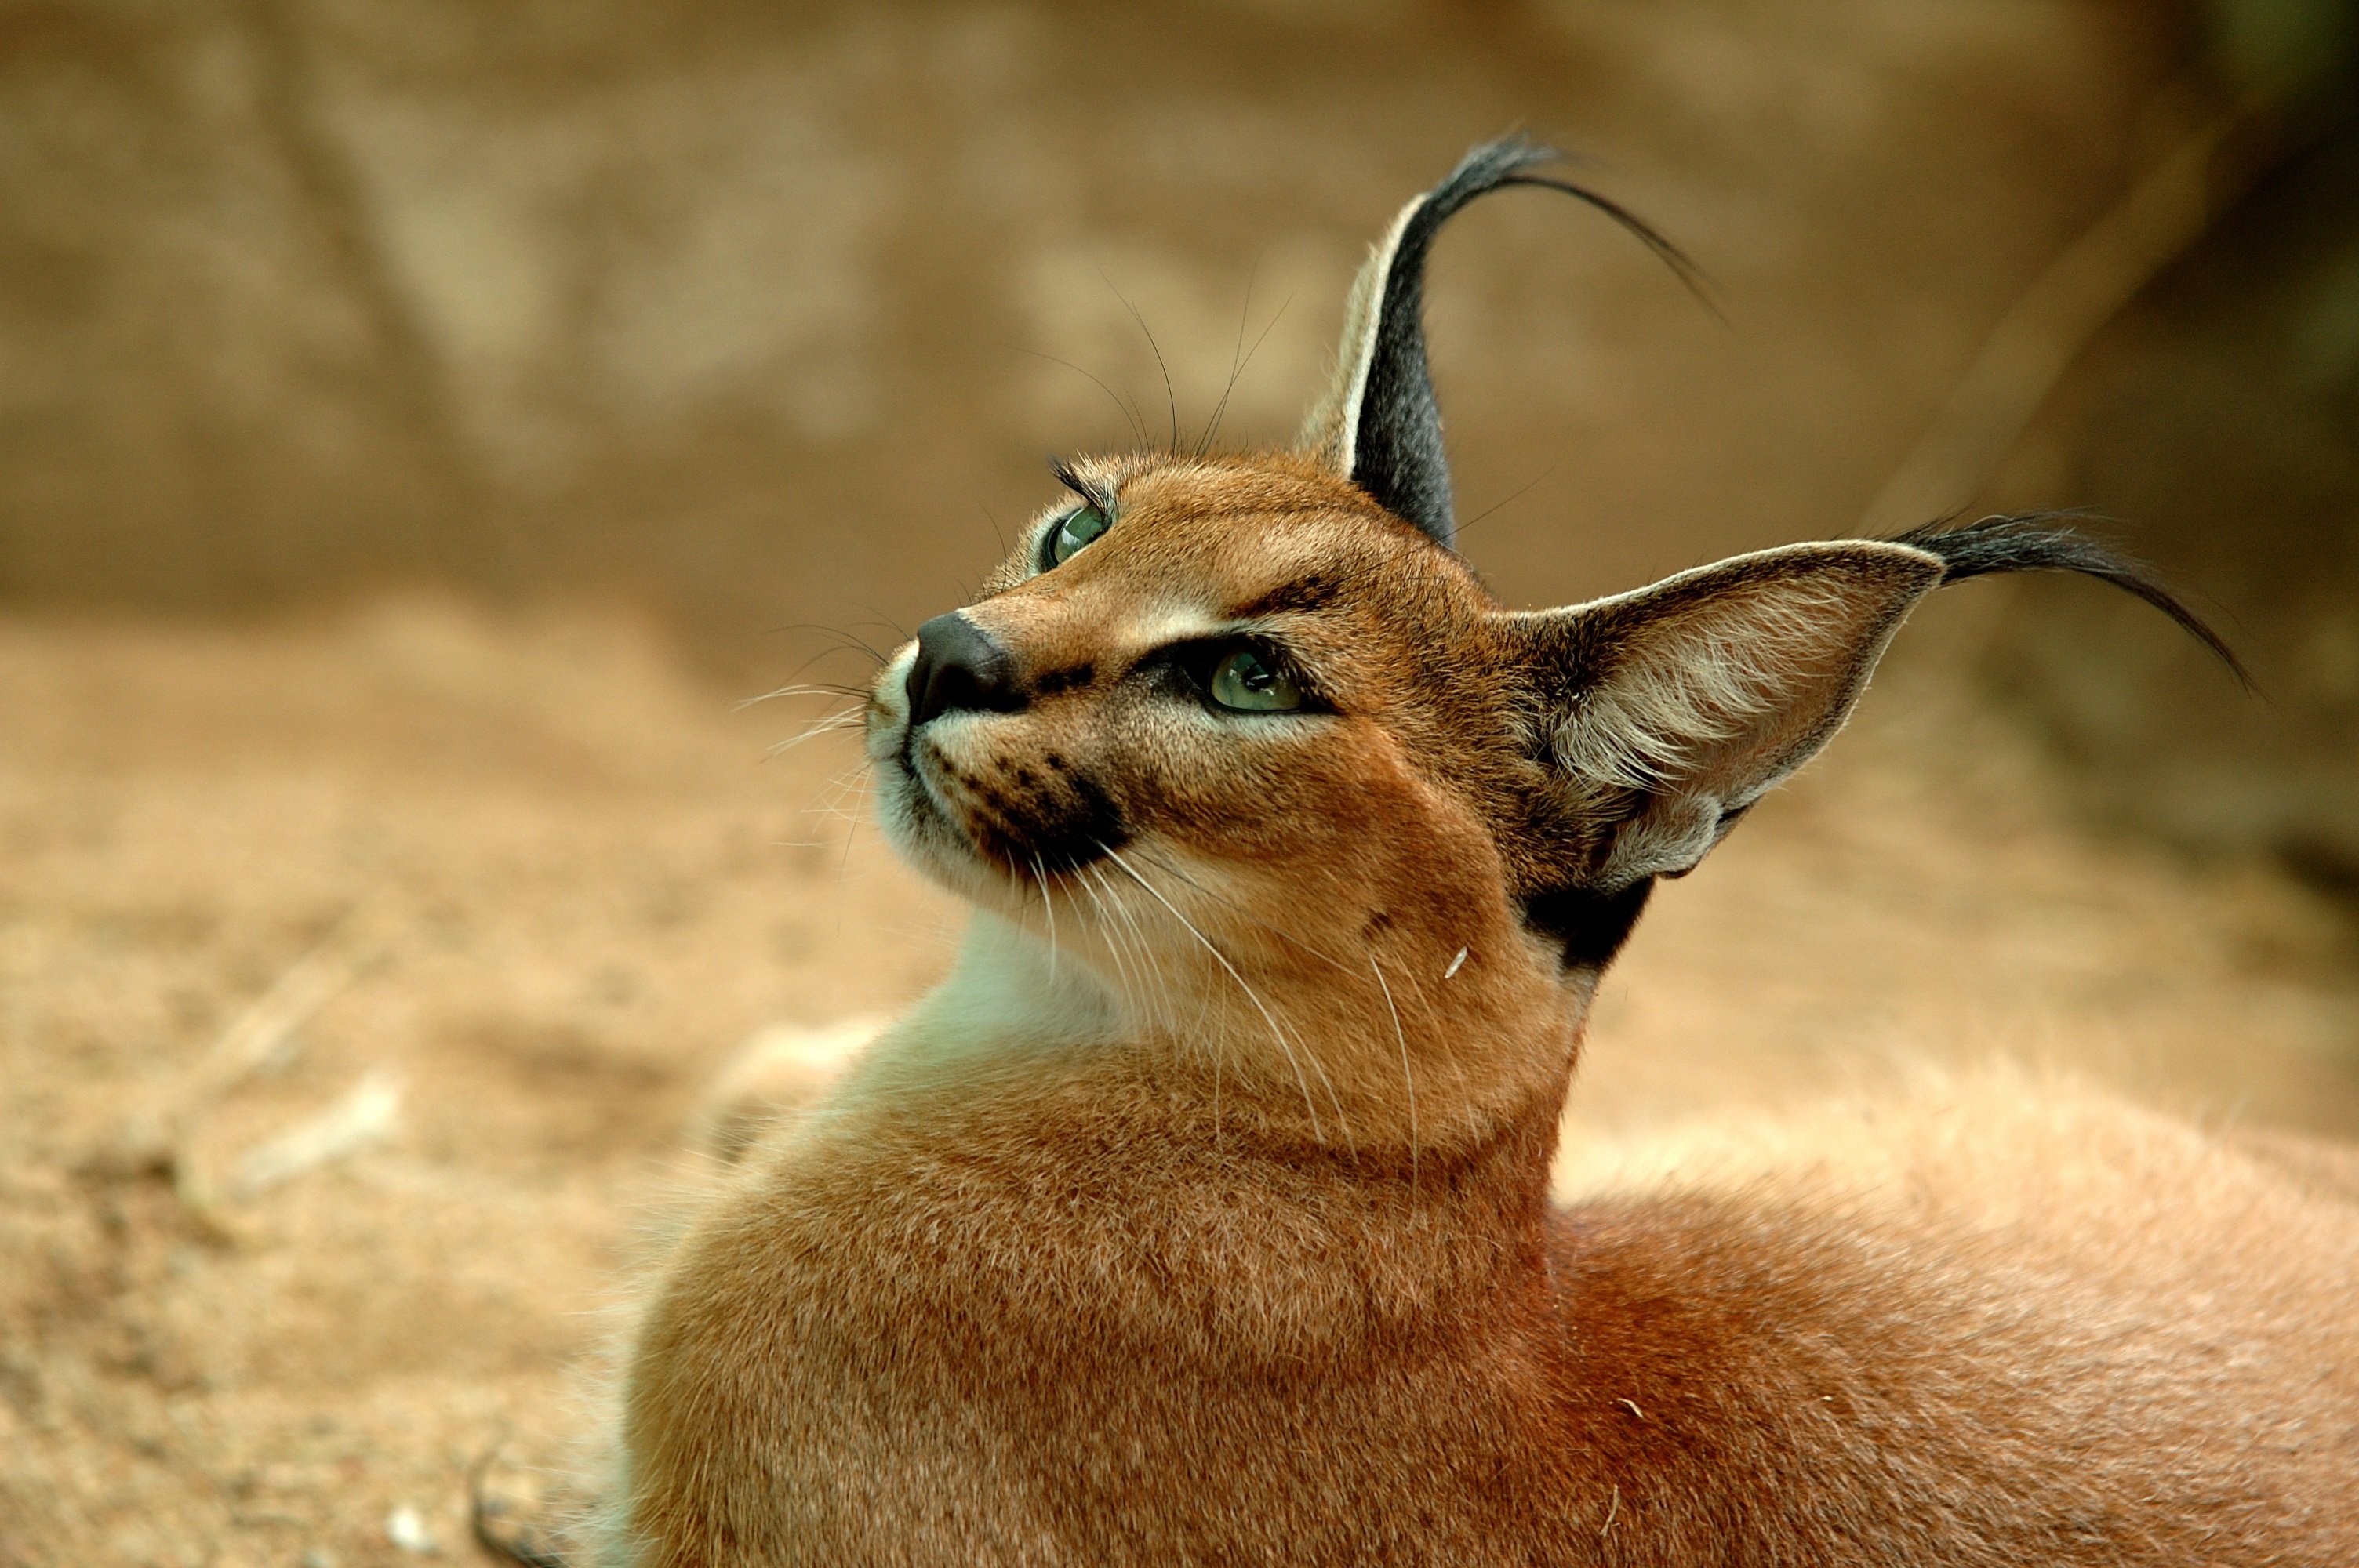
[863,456,1561,1051]
[855,435,1944,1145]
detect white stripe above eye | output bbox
[1123,604,1232,648]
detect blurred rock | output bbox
[382,1503,435,1554]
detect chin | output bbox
[868,742,1035,917]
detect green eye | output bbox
[1208,646,1303,713]
[1045,504,1110,567]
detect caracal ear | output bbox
[1508,514,2246,891]
[1299,138,1697,550]
[1510,542,1947,885]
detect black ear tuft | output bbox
[1891,513,2252,688]
[1347,140,1559,546]
[1304,137,1705,549]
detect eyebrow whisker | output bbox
[1047,457,1120,521]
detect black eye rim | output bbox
[1165,634,1331,717]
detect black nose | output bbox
[905,612,1024,728]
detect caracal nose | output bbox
[905,612,1025,728]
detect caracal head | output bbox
[856,140,2232,1139]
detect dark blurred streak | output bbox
[1987,103,2359,909]
[236,0,502,586]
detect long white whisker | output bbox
[736,683,865,711]
[1118,853,1228,1135]
[1031,855,1059,984]
[1124,851,1241,1132]
[1393,958,1478,1139]
[766,710,866,758]
[805,757,870,821]
[1096,857,1180,1026]
[1095,842,1330,1146]
[1372,955,1417,1198]
[836,774,873,896]
[1132,844,1358,975]
[1078,866,1141,1022]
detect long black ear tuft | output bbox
[1890,513,2252,688]
[1301,136,1704,548]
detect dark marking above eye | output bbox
[1232,575,1339,619]
[1050,458,1118,520]
[1031,662,1096,698]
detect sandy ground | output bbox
[4,597,2356,1567]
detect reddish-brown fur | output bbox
[602,450,2359,1566]
[596,140,2355,1565]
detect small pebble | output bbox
[384,1504,438,1555]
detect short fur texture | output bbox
[600,144,2359,1566]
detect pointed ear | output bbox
[1511,542,1946,885]
[1301,140,1560,547]
[1301,138,1702,549]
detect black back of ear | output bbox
[1306,138,1705,549]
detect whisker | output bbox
[1077,866,1142,1022]
[836,774,872,897]
[1131,845,1357,975]
[1372,956,1417,1199]
[1096,841,1331,1146]
[1454,466,1556,540]
[1118,847,1354,1149]
[1102,271,1181,455]
[1100,860,1181,1030]
[1391,958,1478,1141]
[1080,864,1132,1009]
[1108,862,1174,1023]
[1198,282,1294,458]
[1198,256,1259,458]
[805,758,871,819]
[1015,346,1149,451]
[765,711,867,758]
[761,628,893,684]
[1031,855,1059,985]
[1094,858,1176,1025]
[736,682,867,711]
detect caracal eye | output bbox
[1045,504,1110,567]
[1208,646,1303,713]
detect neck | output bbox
[813,913,1579,1363]
[853,910,1588,1160]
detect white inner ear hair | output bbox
[1553,577,1882,803]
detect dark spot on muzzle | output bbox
[936,750,1129,877]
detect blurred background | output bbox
[3,2,2357,1563]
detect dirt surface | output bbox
[2,597,2355,1566]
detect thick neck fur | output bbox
[798,913,1583,1364]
